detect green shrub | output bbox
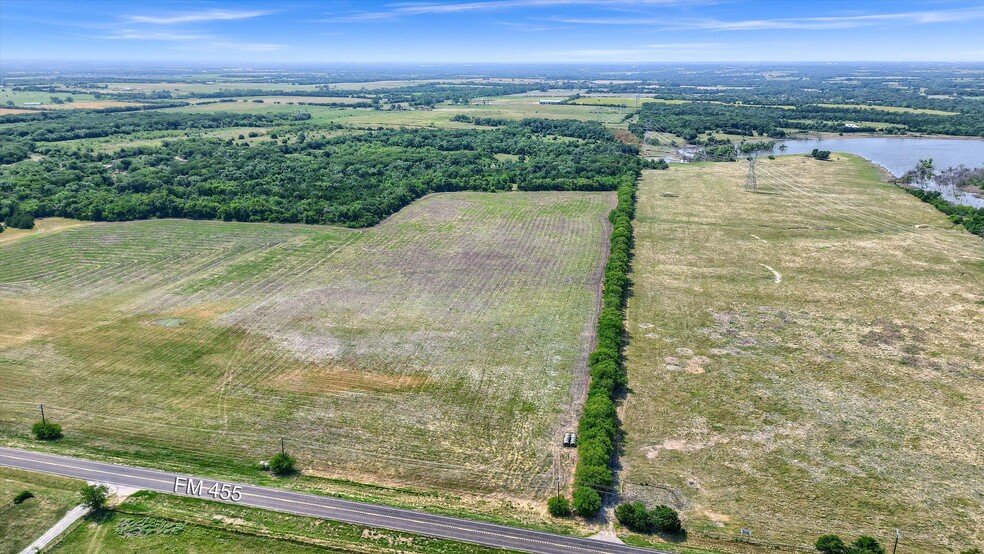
[4,211,34,230]
[615,502,683,534]
[614,501,652,533]
[32,421,63,440]
[572,486,602,516]
[13,490,34,504]
[815,533,885,554]
[269,452,296,475]
[816,534,848,554]
[547,495,572,517]
[850,536,884,554]
[79,484,109,509]
[649,505,683,534]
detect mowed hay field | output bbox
[621,156,983,552]
[0,191,614,497]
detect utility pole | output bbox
[744,156,757,192]
[280,437,285,456]
[39,404,45,425]
[892,529,901,554]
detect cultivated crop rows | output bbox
[0,192,615,495]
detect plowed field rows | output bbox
[0,191,615,497]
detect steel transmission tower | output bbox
[744,156,757,192]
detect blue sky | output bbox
[2,0,983,64]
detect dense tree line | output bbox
[0,119,644,228]
[450,114,510,126]
[592,64,984,114]
[570,161,639,516]
[631,101,984,139]
[1,110,311,144]
[183,82,547,106]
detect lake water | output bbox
[776,137,984,207]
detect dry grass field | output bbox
[0,192,613,500]
[620,156,983,553]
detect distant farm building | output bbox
[23,102,41,106]
[538,100,564,105]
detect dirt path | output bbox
[552,191,619,491]
[759,264,782,283]
[0,218,90,245]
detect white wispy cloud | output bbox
[492,20,559,31]
[124,9,272,25]
[642,42,725,48]
[554,6,984,30]
[98,30,210,41]
[391,0,702,13]
[323,0,705,22]
[207,41,286,52]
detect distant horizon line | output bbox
[2,60,982,68]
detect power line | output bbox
[744,156,757,192]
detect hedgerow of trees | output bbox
[570,156,639,516]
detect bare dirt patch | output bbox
[268,366,433,394]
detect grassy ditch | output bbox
[51,491,521,553]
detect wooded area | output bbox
[0,117,644,227]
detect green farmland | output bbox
[0,192,613,507]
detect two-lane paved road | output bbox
[0,447,666,554]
